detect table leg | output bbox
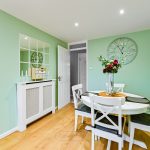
[127,116,131,134]
[85,125,92,131]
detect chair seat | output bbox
[76,103,91,113]
[126,96,150,104]
[94,113,124,136]
[131,113,150,126]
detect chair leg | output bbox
[107,140,111,150]
[122,139,124,148]
[128,116,131,134]
[81,116,84,124]
[75,113,78,131]
[95,136,100,141]
[95,135,98,141]
[129,125,135,150]
[119,141,122,150]
[91,132,95,150]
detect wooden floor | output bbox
[0,103,146,150]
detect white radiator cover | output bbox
[17,80,55,131]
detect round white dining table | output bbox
[82,91,150,149]
[81,91,149,115]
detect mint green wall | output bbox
[0,10,67,135]
[88,29,150,99]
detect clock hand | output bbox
[116,45,124,54]
[116,45,121,50]
[120,46,124,54]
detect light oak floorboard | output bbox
[0,103,147,150]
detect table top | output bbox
[81,91,149,115]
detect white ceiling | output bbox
[0,0,150,42]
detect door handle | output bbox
[58,76,61,81]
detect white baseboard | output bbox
[0,127,17,139]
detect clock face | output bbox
[107,37,138,65]
[31,52,43,68]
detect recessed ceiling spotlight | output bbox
[74,22,79,27]
[24,36,28,40]
[119,9,125,15]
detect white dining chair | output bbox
[72,84,92,131]
[129,113,150,150]
[114,83,125,92]
[90,95,125,150]
[106,83,125,92]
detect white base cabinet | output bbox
[17,80,55,131]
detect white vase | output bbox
[106,73,114,95]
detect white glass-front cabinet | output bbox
[17,80,55,131]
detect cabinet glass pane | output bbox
[45,47,49,53]
[38,40,43,53]
[44,42,49,53]
[20,63,29,75]
[30,63,38,68]
[45,54,49,64]
[38,48,43,53]
[31,51,38,68]
[20,35,29,49]
[30,38,37,51]
[45,65,49,72]
[20,50,29,62]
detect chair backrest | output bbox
[72,84,83,109]
[106,83,125,92]
[114,83,125,92]
[90,95,125,135]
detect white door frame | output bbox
[69,41,88,91]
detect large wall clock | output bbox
[31,52,43,68]
[107,37,138,65]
